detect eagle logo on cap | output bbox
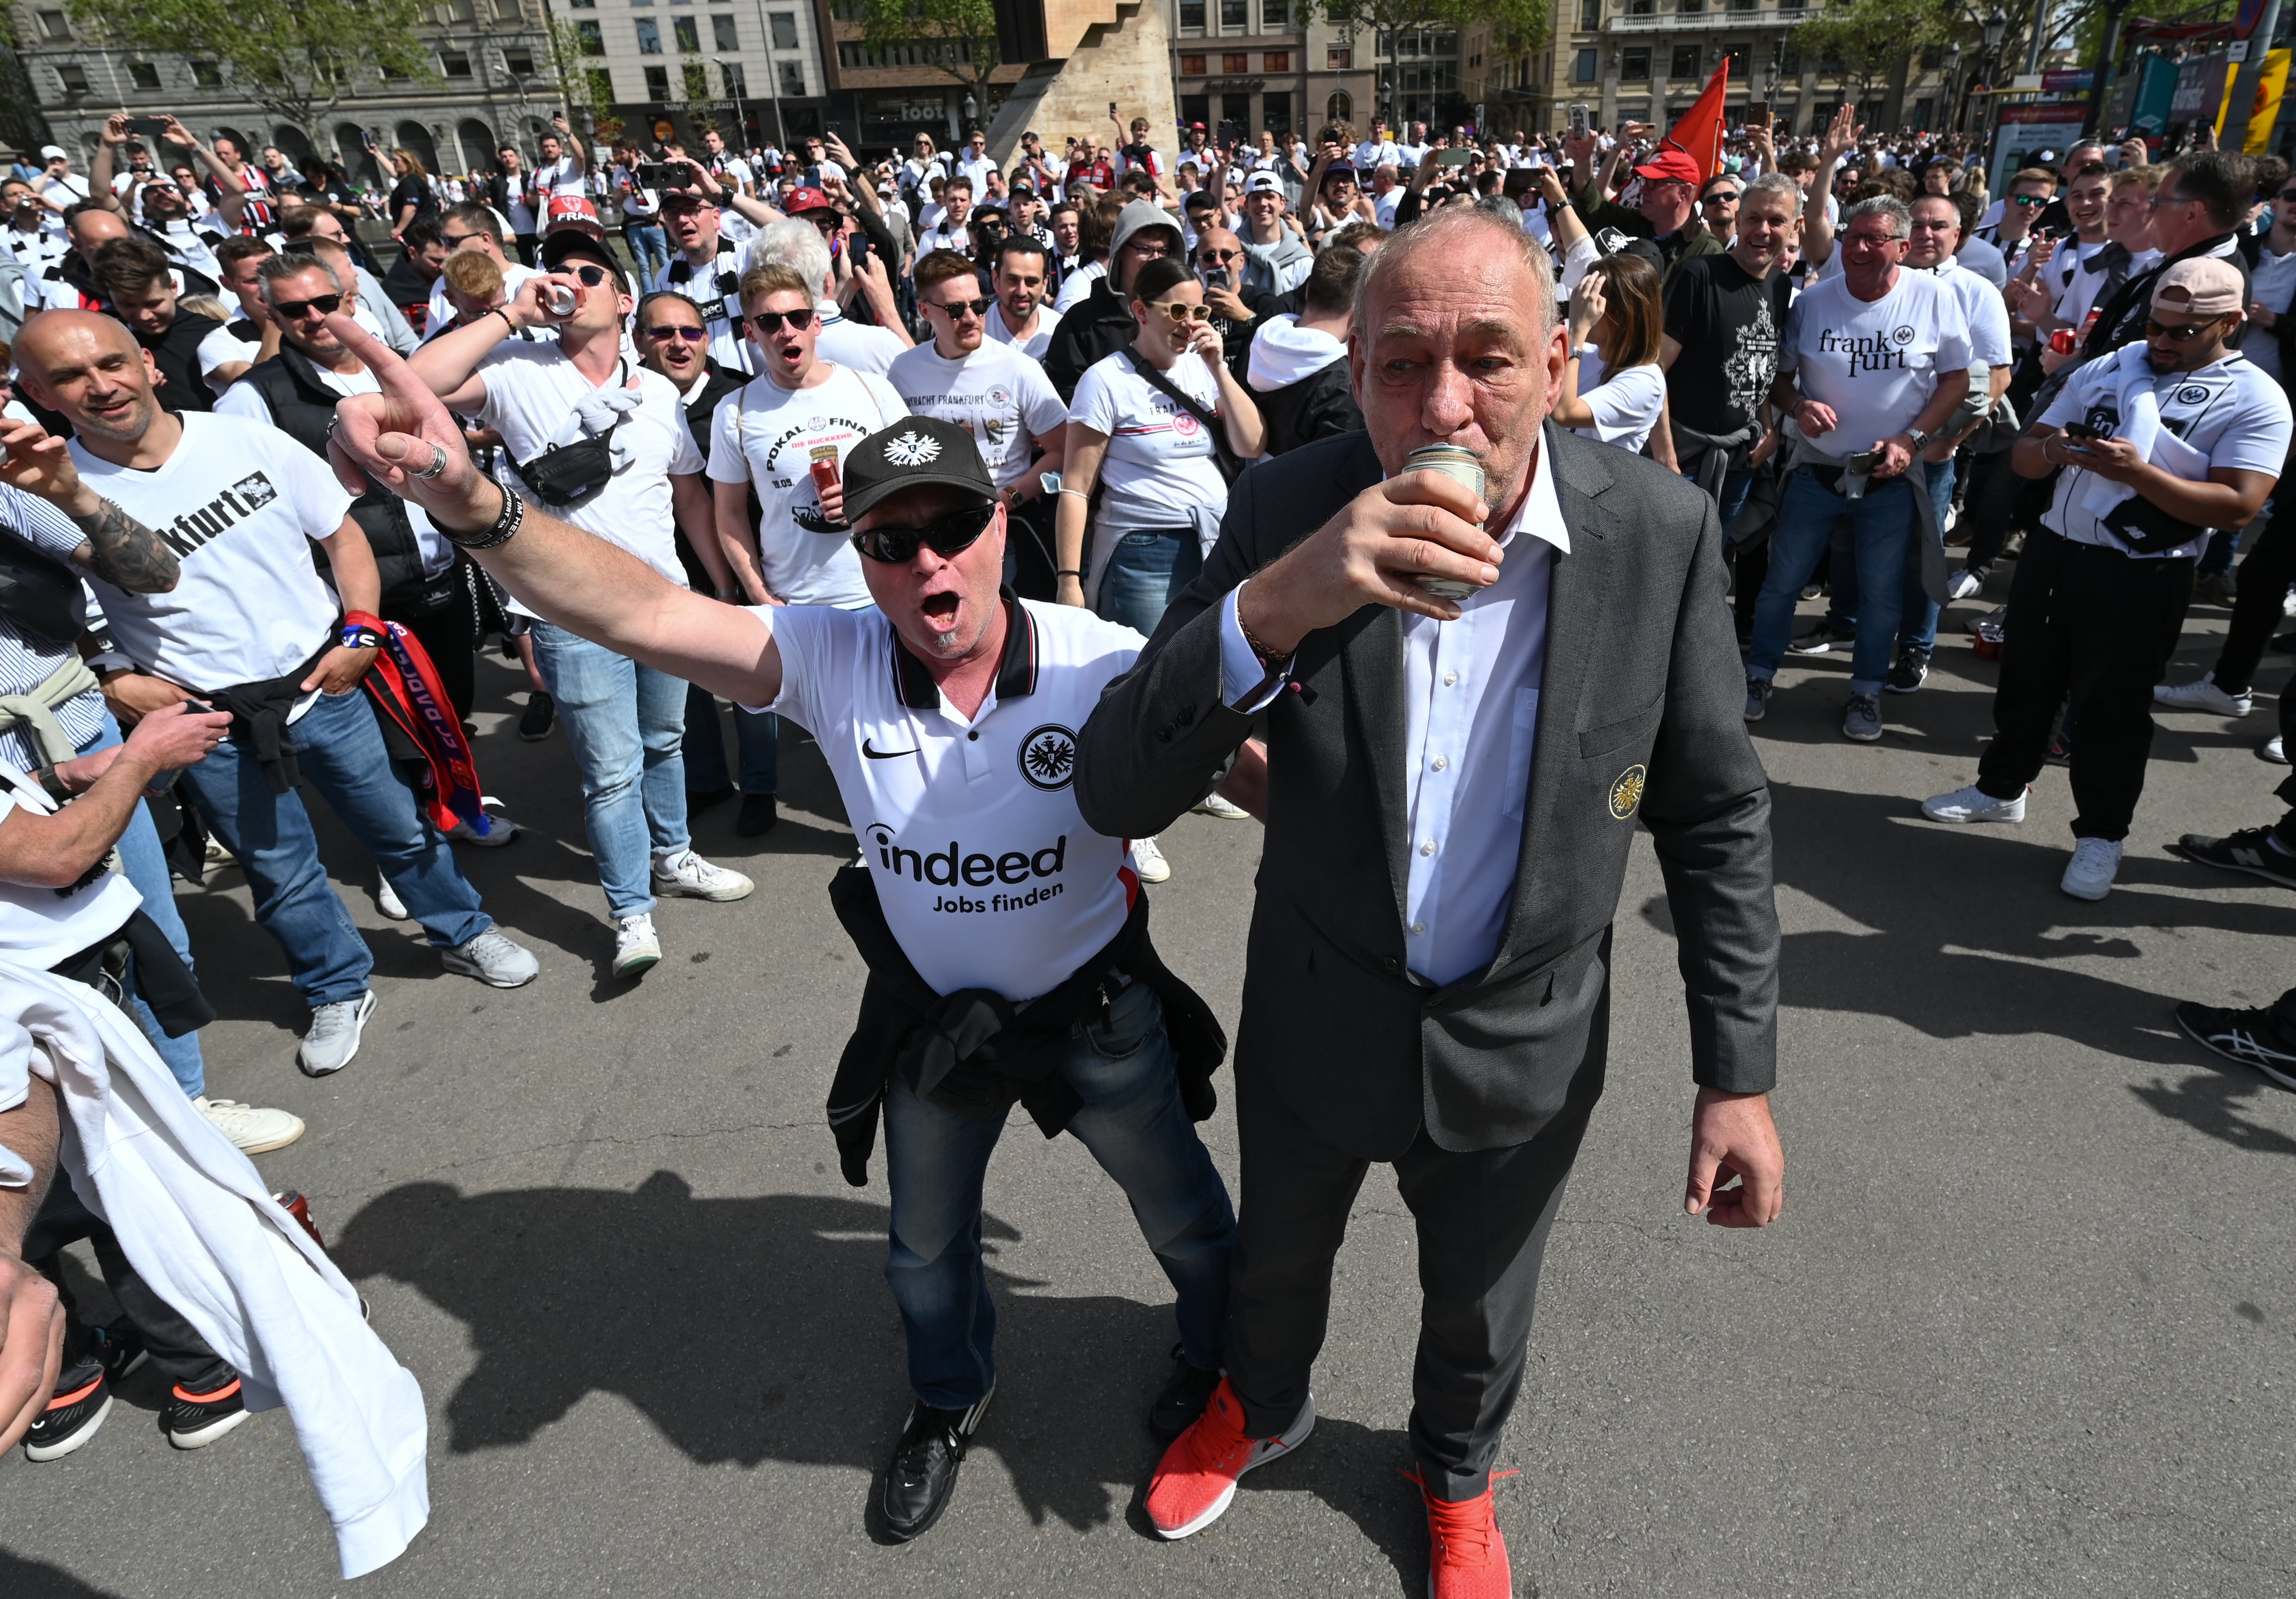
[885,431,942,467]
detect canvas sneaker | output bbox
[1921,784,2026,824]
[2060,837,2123,901]
[613,914,663,979]
[1132,836,1171,883]
[1192,793,1251,821]
[195,1097,305,1155]
[2154,677,2252,717]
[1145,1377,1315,1539]
[652,849,754,902]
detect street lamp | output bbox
[1983,8,2006,52]
[962,90,978,131]
[748,0,789,152]
[713,56,748,151]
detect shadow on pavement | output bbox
[0,1550,133,1599]
[335,1172,1205,1534]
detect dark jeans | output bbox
[683,688,778,796]
[2212,497,2296,696]
[1225,1043,1597,1502]
[1976,529,2194,841]
[29,1181,235,1396]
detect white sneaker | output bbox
[651,848,754,902]
[1131,836,1172,883]
[2263,735,2289,765]
[2060,837,2123,900]
[194,1097,305,1154]
[613,913,662,978]
[1921,783,2027,824]
[298,992,376,1077]
[2153,676,2251,716]
[375,877,409,921]
[1945,568,1983,602]
[1192,792,1252,821]
[440,928,540,988]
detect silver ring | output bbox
[410,442,449,481]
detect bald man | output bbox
[1077,207,1784,1595]
[12,311,540,1077]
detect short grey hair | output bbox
[752,217,833,295]
[256,250,344,298]
[1742,172,1802,219]
[1843,194,1912,240]
[1353,204,1557,341]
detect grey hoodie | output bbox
[1241,231,1313,298]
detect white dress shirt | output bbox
[1218,443,1571,986]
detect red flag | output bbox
[1663,62,1732,182]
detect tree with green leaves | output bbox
[1786,0,1954,111]
[64,0,439,134]
[847,0,1001,124]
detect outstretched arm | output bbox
[322,312,784,707]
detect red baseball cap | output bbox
[542,194,606,242]
[1631,148,1703,187]
[785,185,838,216]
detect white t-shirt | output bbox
[815,303,907,377]
[705,362,906,607]
[531,158,588,201]
[887,339,1067,492]
[195,323,259,384]
[1933,259,2013,370]
[1571,348,1665,456]
[68,413,351,690]
[1053,262,1105,313]
[759,600,1147,999]
[2250,245,2296,383]
[504,181,539,237]
[1070,349,1228,597]
[2037,349,2295,561]
[954,156,999,194]
[1780,269,1974,463]
[473,343,705,615]
[0,763,141,968]
[215,364,455,575]
[986,299,1061,361]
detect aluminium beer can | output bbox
[1405,444,1486,603]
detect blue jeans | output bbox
[1093,527,1203,639]
[82,715,204,1099]
[530,620,690,919]
[1715,467,1756,529]
[622,223,670,294]
[881,979,1235,1410]
[173,687,492,1009]
[683,687,777,796]
[1747,466,1917,697]
[1830,457,1957,653]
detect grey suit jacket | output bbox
[1075,426,1779,1159]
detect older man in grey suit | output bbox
[1076,205,1786,1597]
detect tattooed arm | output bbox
[0,416,180,594]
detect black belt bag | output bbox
[513,428,619,506]
[2102,493,2209,556]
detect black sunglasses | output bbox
[272,292,345,320]
[850,502,996,564]
[563,263,613,287]
[746,307,817,334]
[926,296,991,317]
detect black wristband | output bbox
[434,483,525,550]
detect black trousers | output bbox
[1955,447,2042,580]
[1226,1039,1598,1502]
[28,1180,235,1396]
[2212,498,2296,696]
[1976,528,2193,841]
[385,566,477,722]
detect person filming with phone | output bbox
[1920,258,2292,901]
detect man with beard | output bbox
[986,236,1061,359]
[1925,258,2291,903]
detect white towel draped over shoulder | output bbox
[0,963,428,1579]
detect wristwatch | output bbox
[1902,428,1931,454]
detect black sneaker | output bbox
[736,794,779,837]
[1885,645,1930,694]
[1149,1346,1223,1441]
[879,1390,991,1542]
[517,691,555,741]
[92,1320,148,1385]
[1788,617,1857,656]
[161,1377,250,1450]
[2175,1001,2296,1090]
[24,1371,112,1462]
[2172,827,2296,891]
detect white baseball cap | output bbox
[40,145,68,162]
[1243,170,1283,195]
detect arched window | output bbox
[1327,92,1353,125]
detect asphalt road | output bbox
[4,586,2294,1599]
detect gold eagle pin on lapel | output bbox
[1608,764,1645,821]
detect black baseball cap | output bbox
[842,417,994,522]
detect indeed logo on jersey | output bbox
[1816,324,1917,374]
[867,822,1068,914]
[160,472,279,557]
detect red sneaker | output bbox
[1143,1376,1315,1539]
[1420,1476,1511,1599]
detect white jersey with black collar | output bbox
[756,598,1149,1001]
